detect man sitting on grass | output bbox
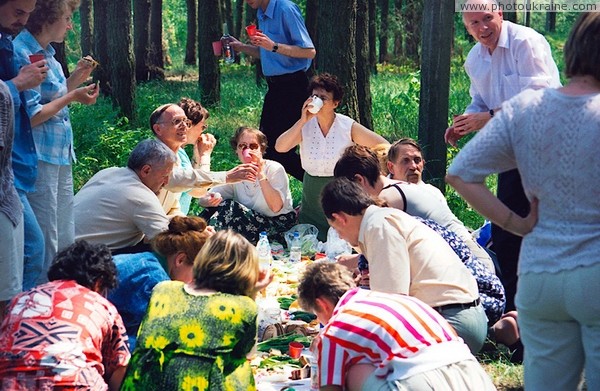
[298,261,495,391]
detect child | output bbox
[121,230,270,390]
[298,262,495,391]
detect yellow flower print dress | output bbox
[121,281,258,391]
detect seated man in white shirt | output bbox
[74,139,175,255]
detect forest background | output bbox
[56,3,577,387]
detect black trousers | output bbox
[491,168,530,312]
[260,70,309,181]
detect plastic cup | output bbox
[308,96,323,114]
[212,41,222,56]
[288,341,304,359]
[246,24,257,37]
[29,54,44,63]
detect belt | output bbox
[433,298,481,313]
[265,70,306,84]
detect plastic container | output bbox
[289,231,301,263]
[257,231,272,271]
[221,23,235,64]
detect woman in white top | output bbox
[275,73,388,240]
[200,126,295,244]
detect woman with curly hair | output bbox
[0,240,130,390]
[121,230,271,391]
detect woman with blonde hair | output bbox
[121,230,271,390]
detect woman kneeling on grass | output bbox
[298,262,495,391]
[121,230,272,390]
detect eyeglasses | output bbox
[159,117,192,128]
[237,142,260,150]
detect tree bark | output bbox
[107,0,136,120]
[317,0,359,120]
[355,0,373,129]
[404,0,423,64]
[93,0,110,94]
[79,0,93,58]
[149,0,165,80]
[418,0,453,192]
[378,0,389,63]
[133,0,151,82]
[198,0,221,106]
[233,0,244,39]
[51,43,69,78]
[393,0,403,59]
[305,0,318,75]
[545,9,556,32]
[368,0,377,73]
[184,0,197,65]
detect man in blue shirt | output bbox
[231,0,315,181]
[0,0,48,291]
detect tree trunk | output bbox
[418,0,453,192]
[223,0,234,38]
[107,0,136,120]
[404,0,423,64]
[184,0,197,65]
[368,0,377,73]
[149,0,165,80]
[378,0,389,63]
[393,0,403,59]
[51,43,69,78]
[305,0,318,76]
[93,0,110,94]
[198,0,221,106]
[79,0,93,58]
[233,0,244,39]
[525,0,531,27]
[133,0,151,82]
[504,11,517,23]
[355,0,373,129]
[545,9,556,32]
[317,0,359,120]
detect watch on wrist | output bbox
[272,43,279,53]
[489,109,495,118]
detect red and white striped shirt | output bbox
[317,288,474,387]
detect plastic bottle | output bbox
[256,231,272,271]
[221,23,235,64]
[289,231,301,263]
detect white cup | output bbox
[308,96,323,114]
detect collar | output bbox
[477,20,510,57]
[19,29,55,56]
[259,0,276,20]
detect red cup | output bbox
[29,54,44,63]
[212,41,222,56]
[288,341,304,359]
[246,24,257,37]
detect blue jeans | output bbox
[18,190,44,290]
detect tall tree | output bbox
[368,0,377,73]
[305,0,318,75]
[233,0,244,39]
[222,0,234,37]
[545,9,556,32]
[79,0,93,58]
[198,0,221,106]
[184,0,197,65]
[317,0,359,120]
[107,0,136,119]
[418,0,453,192]
[149,0,165,80]
[133,0,152,82]
[355,0,373,129]
[93,0,110,94]
[393,0,403,58]
[404,0,423,64]
[378,0,389,62]
[51,43,69,78]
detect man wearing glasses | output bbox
[150,103,258,217]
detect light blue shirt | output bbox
[257,0,314,76]
[177,147,193,215]
[13,29,75,165]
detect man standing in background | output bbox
[231,0,315,181]
[445,0,560,311]
[0,0,47,291]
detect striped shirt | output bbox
[317,288,474,387]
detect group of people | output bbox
[1,0,599,389]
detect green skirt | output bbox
[298,173,333,242]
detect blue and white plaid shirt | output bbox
[13,29,75,165]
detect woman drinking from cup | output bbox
[199,126,295,244]
[275,73,388,241]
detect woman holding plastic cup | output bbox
[12,0,99,287]
[275,73,389,241]
[199,126,296,244]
